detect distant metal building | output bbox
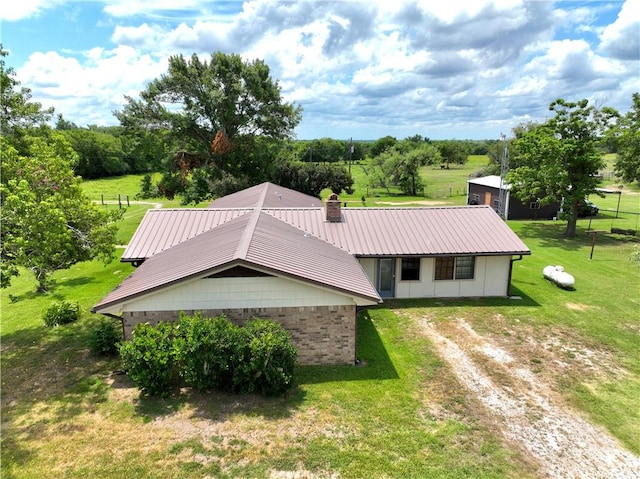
[467,175,561,220]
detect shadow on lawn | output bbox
[515,220,640,251]
[384,287,541,310]
[128,311,399,422]
[1,320,119,478]
[295,311,399,385]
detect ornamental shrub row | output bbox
[119,313,297,397]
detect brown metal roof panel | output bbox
[208,182,321,208]
[246,213,380,302]
[96,209,381,312]
[121,208,251,261]
[265,206,529,256]
[95,214,253,310]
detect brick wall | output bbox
[122,305,356,366]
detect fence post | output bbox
[118,194,122,209]
[126,195,130,207]
[101,194,104,205]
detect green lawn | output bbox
[2,165,638,478]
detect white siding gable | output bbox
[119,275,358,313]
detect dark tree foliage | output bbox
[436,140,469,167]
[61,127,129,178]
[271,161,354,198]
[369,135,397,157]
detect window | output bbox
[401,258,420,281]
[455,256,475,279]
[435,256,475,280]
[434,257,455,280]
[529,201,541,210]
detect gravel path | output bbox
[418,317,640,479]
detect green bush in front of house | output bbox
[120,314,297,397]
[42,300,80,327]
[173,312,243,392]
[232,319,297,396]
[89,318,122,356]
[119,321,177,397]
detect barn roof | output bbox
[93,208,381,313]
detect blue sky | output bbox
[2,0,638,140]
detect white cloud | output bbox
[7,0,639,138]
[599,0,640,60]
[17,47,167,126]
[0,0,63,21]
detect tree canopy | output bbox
[611,93,640,184]
[509,98,617,237]
[1,48,120,291]
[115,52,302,199]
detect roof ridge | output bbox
[233,208,261,260]
[257,182,270,208]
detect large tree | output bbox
[1,135,120,291]
[1,48,120,291]
[509,98,617,237]
[115,52,302,196]
[611,92,640,184]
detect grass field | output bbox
[1,163,639,478]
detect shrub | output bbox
[232,319,297,396]
[89,318,122,356]
[42,300,80,327]
[120,314,297,396]
[119,322,177,397]
[173,313,241,392]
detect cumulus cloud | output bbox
[17,47,167,126]
[0,0,64,21]
[8,0,639,138]
[599,0,640,60]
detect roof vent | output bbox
[326,193,342,222]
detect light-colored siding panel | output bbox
[359,258,376,285]
[122,276,354,312]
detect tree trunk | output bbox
[564,205,579,237]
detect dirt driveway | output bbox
[413,314,640,479]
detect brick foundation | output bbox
[122,305,356,365]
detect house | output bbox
[93,182,530,365]
[467,175,561,220]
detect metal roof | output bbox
[122,205,530,262]
[208,182,321,208]
[122,208,250,262]
[467,175,511,190]
[93,209,381,313]
[97,184,531,314]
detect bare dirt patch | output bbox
[565,302,590,311]
[415,315,640,479]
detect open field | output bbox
[2,166,638,478]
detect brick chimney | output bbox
[325,193,342,222]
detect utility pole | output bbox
[497,133,509,220]
[348,137,354,174]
